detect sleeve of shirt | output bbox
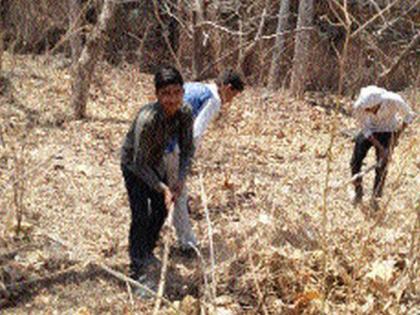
[353,105,372,137]
[132,110,167,193]
[392,94,415,124]
[193,97,221,140]
[178,106,195,182]
[362,127,373,138]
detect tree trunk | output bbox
[337,0,351,96]
[71,0,115,120]
[0,0,6,74]
[192,0,205,79]
[268,0,290,90]
[290,0,314,98]
[0,24,5,96]
[68,0,83,64]
[0,27,4,75]
[207,1,222,76]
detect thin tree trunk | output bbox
[0,0,6,74]
[268,0,290,90]
[0,0,8,96]
[237,18,243,70]
[337,0,351,95]
[68,0,83,64]
[290,0,314,98]
[0,28,4,75]
[192,0,205,79]
[207,0,221,75]
[71,0,115,120]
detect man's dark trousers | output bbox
[350,132,397,198]
[121,164,168,276]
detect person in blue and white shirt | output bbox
[165,69,244,251]
[350,85,416,206]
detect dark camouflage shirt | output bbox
[121,102,194,192]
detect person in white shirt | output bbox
[165,69,244,252]
[350,85,415,206]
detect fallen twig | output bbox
[199,174,216,302]
[331,161,381,190]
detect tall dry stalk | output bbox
[407,199,419,294]
[321,115,337,310]
[248,251,269,315]
[0,28,4,75]
[11,144,26,236]
[199,174,217,303]
[152,232,171,315]
[0,126,4,147]
[190,243,211,306]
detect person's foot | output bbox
[143,254,161,267]
[172,241,199,258]
[130,254,161,299]
[179,245,198,258]
[370,197,380,211]
[134,274,158,299]
[130,254,161,279]
[352,190,363,206]
[353,186,363,206]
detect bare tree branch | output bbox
[351,0,401,38]
[378,31,420,85]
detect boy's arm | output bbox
[380,91,415,128]
[367,134,387,161]
[397,99,415,130]
[391,94,416,140]
[193,97,221,140]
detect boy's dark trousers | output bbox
[350,132,397,198]
[121,164,168,277]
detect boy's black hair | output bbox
[154,65,184,90]
[216,69,245,92]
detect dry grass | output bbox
[0,52,419,314]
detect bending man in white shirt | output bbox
[350,85,415,207]
[165,69,244,251]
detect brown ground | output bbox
[0,53,419,314]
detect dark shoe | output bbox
[370,198,380,211]
[171,242,198,258]
[179,246,197,258]
[352,186,363,206]
[130,254,161,278]
[131,255,161,299]
[134,274,157,299]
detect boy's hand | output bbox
[162,186,174,212]
[380,148,388,161]
[172,180,185,200]
[368,135,387,161]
